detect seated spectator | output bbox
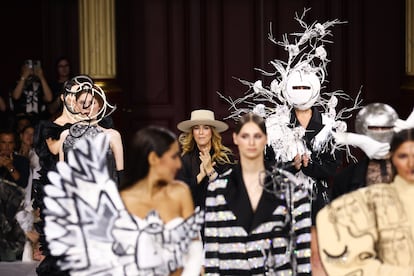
[0,177,26,261]
[0,129,30,189]
[0,129,30,261]
[15,124,40,261]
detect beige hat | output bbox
[177,109,229,133]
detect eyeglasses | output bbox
[58,64,69,68]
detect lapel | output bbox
[305,107,324,140]
[290,107,324,142]
[250,187,279,230]
[225,165,253,232]
[225,164,280,233]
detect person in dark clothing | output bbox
[0,129,29,261]
[0,129,30,189]
[176,109,234,209]
[332,103,399,199]
[10,59,53,124]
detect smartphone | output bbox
[25,59,33,69]
[34,60,41,70]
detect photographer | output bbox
[11,59,53,125]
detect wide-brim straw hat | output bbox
[177,109,229,133]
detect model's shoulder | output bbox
[168,180,191,193]
[102,127,121,137]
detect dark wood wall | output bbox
[1,0,411,147]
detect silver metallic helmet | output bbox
[355,103,398,144]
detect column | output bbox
[78,0,120,92]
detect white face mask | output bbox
[284,70,320,110]
[355,103,399,144]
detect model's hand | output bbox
[302,154,310,167]
[293,154,302,170]
[333,132,390,159]
[22,65,32,79]
[34,66,45,79]
[394,108,414,132]
[199,149,215,174]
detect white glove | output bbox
[181,239,203,276]
[333,132,390,159]
[394,107,414,132]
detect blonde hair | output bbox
[179,126,233,165]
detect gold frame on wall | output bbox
[407,0,413,75]
[403,0,414,90]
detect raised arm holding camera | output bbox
[11,59,53,124]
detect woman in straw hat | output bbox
[177,109,234,211]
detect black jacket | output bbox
[176,148,233,208]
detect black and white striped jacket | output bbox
[204,164,312,275]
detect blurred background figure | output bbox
[0,129,30,261]
[10,59,53,126]
[0,94,6,112]
[0,129,30,189]
[0,94,15,131]
[48,57,73,120]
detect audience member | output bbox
[48,57,73,120]
[317,127,414,275]
[0,94,14,130]
[10,59,53,124]
[0,129,30,261]
[203,113,311,274]
[14,115,32,137]
[0,129,30,189]
[14,124,40,262]
[0,177,26,261]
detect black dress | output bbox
[33,120,71,276]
